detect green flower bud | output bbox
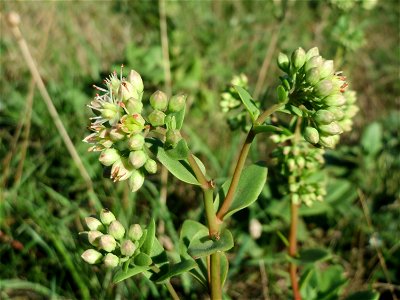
[150,91,168,111]
[345,105,359,118]
[339,119,353,132]
[323,94,346,106]
[318,122,343,135]
[99,234,117,252]
[144,159,157,174]
[148,110,166,127]
[304,127,320,144]
[314,109,336,124]
[129,170,145,192]
[314,79,334,97]
[166,129,182,148]
[108,220,125,240]
[106,72,121,96]
[104,253,119,268]
[119,81,140,102]
[88,230,103,246]
[111,158,133,181]
[126,99,143,114]
[85,217,103,231]
[100,209,116,225]
[129,150,147,169]
[327,107,345,120]
[292,193,300,204]
[109,128,125,141]
[277,85,288,103]
[319,60,334,79]
[306,47,319,60]
[168,94,187,112]
[101,103,120,123]
[249,219,263,240]
[291,47,306,70]
[81,249,103,264]
[306,68,320,85]
[277,52,290,72]
[99,148,120,166]
[128,224,143,241]
[128,70,144,94]
[319,135,337,148]
[121,239,137,257]
[128,134,145,151]
[305,55,323,72]
[296,156,306,169]
[120,114,145,134]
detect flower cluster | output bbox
[81,209,147,268]
[277,47,358,148]
[272,141,326,206]
[83,69,186,192]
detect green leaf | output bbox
[113,265,150,283]
[134,252,152,266]
[296,248,331,264]
[361,122,383,156]
[149,238,168,266]
[188,228,234,258]
[234,86,260,123]
[179,220,208,258]
[344,290,379,300]
[289,104,304,116]
[141,219,155,255]
[171,105,186,130]
[154,259,197,283]
[220,252,229,286]
[253,125,283,134]
[165,139,189,160]
[215,163,268,219]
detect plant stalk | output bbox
[289,201,301,300]
[210,252,222,300]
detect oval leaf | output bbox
[113,265,150,283]
[234,86,260,122]
[141,219,155,255]
[154,259,197,283]
[296,248,331,264]
[188,228,234,259]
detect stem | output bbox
[217,103,283,220]
[289,201,301,300]
[165,281,180,300]
[210,252,221,300]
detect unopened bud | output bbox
[85,217,103,231]
[277,52,290,72]
[110,158,133,181]
[129,170,145,192]
[319,135,337,148]
[101,103,119,122]
[104,253,119,268]
[126,99,143,114]
[121,240,137,257]
[108,220,125,240]
[277,85,288,103]
[109,128,125,141]
[148,110,166,127]
[319,122,343,135]
[291,47,306,70]
[166,129,182,147]
[304,127,320,144]
[88,230,103,246]
[345,105,359,118]
[315,79,334,97]
[128,134,145,151]
[296,156,306,169]
[306,47,319,60]
[100,209,116,225]
[99,148,120,166]
[81,249,102,264]
[129,150,147,169]
[99,234,117,252]
[150,91,168,111]
[327,107,345,120]
[249,219,263,239]
[306,68,320,85]
[128,70,144,93]
[168,94,186,112]
[144,159,157,174]
[339,119,353,132]
[323,94,346,106]
[119,81,139,102]
[128,224,143,241]
[319,60,334,78]
[305,55,323,72]
[314,109,336,124]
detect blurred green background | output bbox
[0,1,399,299]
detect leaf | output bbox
[179,220,208,258]
[149,238,168,266]
[172,105,186,130]
[113,265,150,283]
[361,122,383,156]
[134,253,152,266]
[234,86,260,123]
[220,252,229,286]
[188,228,234,258]
[165,139,190,160]
[215,163,268,219]
[154,259,197,283]
[141,219,155,255]
[344,291,379,300]
[296,248,331,264]
[253,125,283,134]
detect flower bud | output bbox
[287,158,296,172]
[108,220,125,240]
[150,91,168,111]
[277,85,288,103]
[129,150,147,169]
[339,119,353,132]
[345,105,359,118]
[249,219,263,240]
[109,128,125,141]
[81,249,103,264]
[144,159,157,174]
[319,60,334,78]
[88,230,103,246]
[85,217,103,231]
[104,253,119,268]
[277,52,290,72]
[100,209,116,225]
[305,55,323,72]
[121,240,137,257]
[318,122,343,135]
[306,47,319,60]
[314,79,334,97]
[296,156,306,169]
[168,94,187,113]
[99,148,120,166]
[292,193,300,204]
[304,126,319,144]
[126,99,143,114]
[323,94,346,106]
[306,68,320,85]
[148,110,166,127]
[111,159,133,182]
[128,134,145,151]
[129,170,145,192]
[327,107,345,120]
[314,109,336,124]
[166,129,182,148]
[291,47,306,70]
[128,224,143,241]
[119,81,140,102]
[120,114,145,134]
[319,135,337,148]
[101,103,120,123]
[128,70,144,93]
[99,234,117,252]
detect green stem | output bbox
[217,103,283,220]
[289,201,301,300]
[210,252,221,300]
[166,281,180,300]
